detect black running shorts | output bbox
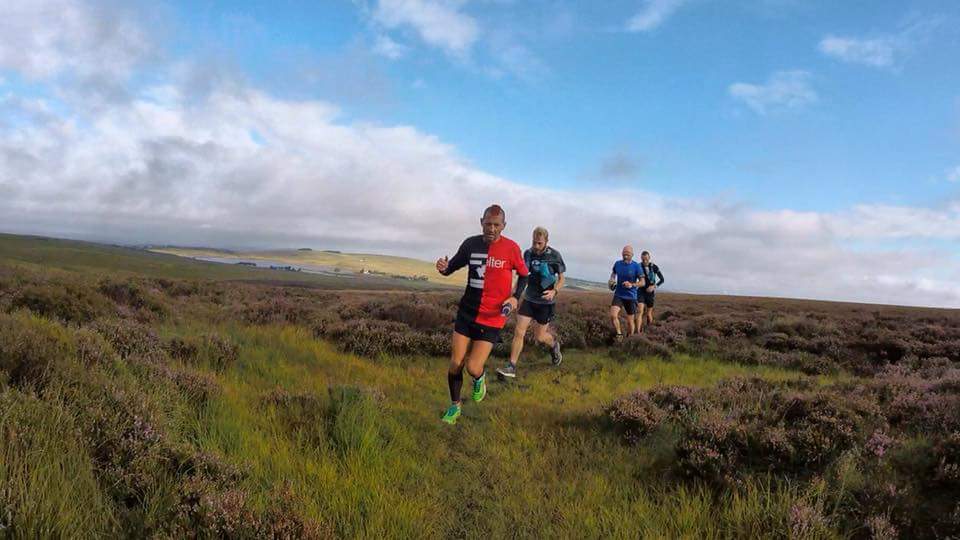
[454,309,502,343]
[611,296,638,315]
[640,289,656,308]
[518,301,555,325]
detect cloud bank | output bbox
[1,0,959,308]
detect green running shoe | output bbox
[441,403,461,425]
[472,375,487,402]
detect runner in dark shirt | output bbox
[435,204,529,425]
[636,250,665,331]
[497,226,565,380]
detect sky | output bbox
[1,0,959,307]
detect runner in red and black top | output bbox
[435,204,529,425]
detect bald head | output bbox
[622,245,634,261]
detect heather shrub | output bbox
[610,379,881,483]
[607,392,668,444]
[852,330,911,367]
[165,336,199,361]
[675,412,748,484]
[788,500,831,539]
[767,315,835,339]
[324,319,447,357]
[871,367,960,435]
[72,381,169,505]
[164,367,220,406]
[242,295,317,326]
[772,393,864,468]
[719,319,761,338]
[73,327,118,367]
[151,278,209,297]
[0,311,75,388]
[11,281,112,323]
[613,335,673,360]
[91,318,162,359]
[361,295,452,330]
[98,278,169,320]
[645,323,687,348]
[933,432,960,487]
[864,514,898,540]
[198,334,240,370]
[167,479,327,539]
[554,301,610,349]
[309,311,343,337]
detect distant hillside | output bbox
[0,233,439,291]
[151,246,608,290]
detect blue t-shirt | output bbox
[612,260,641,300]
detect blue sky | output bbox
[166,0,960,210]
[1,0,959,306]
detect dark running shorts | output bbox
[454,309,502,343]
[640,289,656,308]
[518,301,555,325]
[611,296,638,315]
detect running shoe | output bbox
[496,363,517,379]
[551,340,563,366]
[472,374,487,402]
[441,403,461,425]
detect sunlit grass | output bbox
[172,323,847,538]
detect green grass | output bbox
[176,324,843,538]
[0,313,852,538]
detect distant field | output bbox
[150,246,607,291]
[0,233,440,291]
[2,232,960,538]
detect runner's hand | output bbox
[504,297,519,311]
[541,289,556,301]
[646,285,655,293]
[436,256,448,274]
[622,281,633,289]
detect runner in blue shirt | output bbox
[607,245,644,341]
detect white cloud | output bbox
[372,34,409,59]
[818,17,943,69]
[728,70,817,115]
[0,0,155,82]
[948,165,960,183]
[626,0,688,32]
[3,84,959,307]
[2,0,960,308]
[373,0,479,57]
[818,36,897,68]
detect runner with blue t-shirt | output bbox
[608,245,644,341]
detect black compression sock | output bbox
[448,370,464,403]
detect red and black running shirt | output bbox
[441,235,529,328]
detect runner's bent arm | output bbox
[654,265,665,287]
[439,240,471,276]
[512,243,529,300]
[513,274,528,300]
[555,253,567,293]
